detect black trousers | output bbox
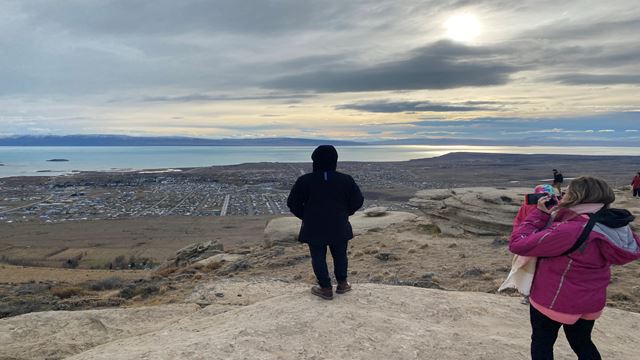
[633,188,640,197]
[308,241,348,288]
[530,305,601,360]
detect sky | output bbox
[1,0,639,143]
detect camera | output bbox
[526,193,557,208]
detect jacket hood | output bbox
[595,208,635,228]
[592,208,640,264]
[312,145,338,172]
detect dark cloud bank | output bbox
[263,41,521,92]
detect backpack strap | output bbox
[560,212,600,256]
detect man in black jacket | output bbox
[287,145,364,300]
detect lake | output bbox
[2,145,640,178]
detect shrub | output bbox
[119,284,159,299]
[51,286,85,299]
[62,258,79,269]
[112,255,128,269]
[127,255,154,269]
[88,277,125,291]
[155,264,178,277]
[62,253,83,269]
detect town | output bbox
[0,161,425,224]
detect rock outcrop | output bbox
[263,211,418,247]
[3,282,635,360]
[193,253,243,268]
[409,187,527,236]
[157,241,224,269]
[363,206,388,217]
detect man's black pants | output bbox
[530,305,601,360]
[308,241,348,288]
[634,188,640,197]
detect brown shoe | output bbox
[311,285,333,300]
[336,281,352,294]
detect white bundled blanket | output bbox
[498,255,535,295]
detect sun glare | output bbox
[445,14,481,43]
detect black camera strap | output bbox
[560,212,600,257]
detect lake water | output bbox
[1,145,640,178]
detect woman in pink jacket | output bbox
[510,176,640,359]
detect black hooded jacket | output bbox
[287,145,364,245]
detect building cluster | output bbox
[0,163,420,224]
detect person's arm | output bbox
[509,211,578,257]
[509,196,576,257]
[347,177,364,216]
[287,177,308,220]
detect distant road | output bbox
[0,195,53,215]
[220,194,230,216]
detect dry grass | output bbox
[51,286,86,299]
[0,264,148,284]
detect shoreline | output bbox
[2,151,640,180]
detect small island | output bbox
[47,159,70,162]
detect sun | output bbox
[444,14,481,43]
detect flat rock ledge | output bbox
[3,282,638,360]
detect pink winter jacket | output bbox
[509,207,640,314]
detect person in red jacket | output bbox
[510,176,640,360]
[632,172,640,197]
[512,184,559,229]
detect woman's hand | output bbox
[537,195,554,214]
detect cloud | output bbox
[508,14,640,85]
[2,0,640,139]
[141,93,315,103]
[19,0,350,35]
[336,100,496,113]
[263,41,521,92]
[350,111,640,144]
[550,73,640,85]
[521,17,640,42]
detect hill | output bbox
[0,135,364,146]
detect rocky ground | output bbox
[175,186,640,312]
[2,281,639,360]
[1,186,640,359]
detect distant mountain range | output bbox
[0,134,637,147]
[0,135,365,146]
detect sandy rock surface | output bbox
[0,303,200,360]
[59,282,639,360]
[264,211,418,247]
